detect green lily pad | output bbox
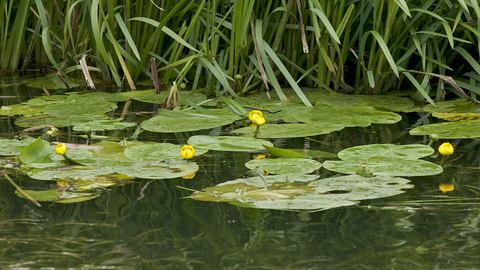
[16,189,100,203]
[72,119,136,132]
[337,144,435,161]
[423,99,478,113]
[232,123,345,138]
[0,104,42,116]
[26,95,68,107]
[15,114,110,128]
[0,138,36,156]
[124,143,208,161]
[188,174,413,211]
[321,144,441,176]
[409,120,480,139]
[27,167,117,180]
[291,106,402,127]
[187,135,273,151]
[141,110,241,133]
[323,157,443,176]
[245,157,322,174]
[114,160,199,180]
[42,98,117,117]
[315,93,414,112]
[67,92,130,102]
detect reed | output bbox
[0,0,479,104]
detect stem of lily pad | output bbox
[245,170,268,190]
[241,118,248,127]
[253,125,260,138]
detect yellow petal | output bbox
[55,143,67,155]
[181,144,195,159]
[438,142,454,156]
[248,110,263,122]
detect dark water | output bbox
[1,75,480,269]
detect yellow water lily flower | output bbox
[181,144,195,159]
[439,183,454,193]
[438,142,454,156]
[248,110,263,122]
[55,143,67,155]
[182,172,196,179]
[252,116,265,126]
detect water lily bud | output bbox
[234,74,243,81]
[438,142,454,156]
[46,130,54,136]
[83,126,91,134]
[180,83,186,89]
[55,143,67,155]
[252,116,265,126]
[248,110,263,122]
[429,134,439,141]
[439,183,454,193]
[181,145,195,160]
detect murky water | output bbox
[1,75,480,269]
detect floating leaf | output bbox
[323,157,442,176]
[291,106,402,127]
[289,149,337,159]
[16,189,99,203]
[187,174,413,211]
[0,138,36,156]
[315,93,414,112]
[245,157,322,174]
[409,120,480,139]
[27,167,117,180]
[114,160,199,180]
[188,135,273,151]
[337,144,434,161]
[432,112,480,121]
[15,114,109,128]
[141,110,241,133]
[262,144,309,158]
[423,99,478,113]
[232,123,344,138]
[0,104,42,116]
[26,75,83,89]
[124,143,208,161]
[73,119,136,131]
[322,144,441,176]
[131,90,207,105]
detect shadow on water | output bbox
[1,76,480,269]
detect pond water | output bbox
[1,75,480,269]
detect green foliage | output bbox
[1,0,480,102]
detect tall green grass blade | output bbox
[310,8,341,44]
[114,13,141,61]
[1,0,30,71]
[263,41,312,106]
[455,47,480,75]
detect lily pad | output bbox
[245,157,322,174]
[188,174,413,212]
[73,119,136,132]
[0,104,42,116]
[232,123,345,138]
[291,106,402,127]
[323,157,443,176]
[114,160,199,180]
[188,135,273,151]
[27,167,117,180]
[409,120,480,139]
[322,144,441,177]
[423,99,478,113]
[16,189,100,203]
[124,143,208,161]
[141,110,241,133]
[0,138,36,156]
[432,112,480,121]
[315,93,414,112]
[336,144,434,161]
[42,98,117,117]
